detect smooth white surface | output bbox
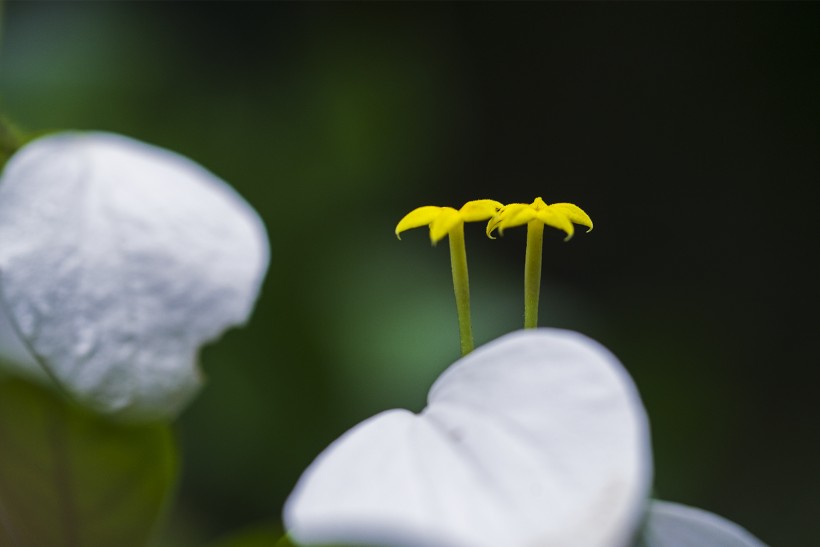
[638,500,767,547]
[0,132,269,419]
[284,329,652,547]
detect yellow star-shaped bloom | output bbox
[396,199,503,244]
[395,199,502,355]
[487,197,593,241]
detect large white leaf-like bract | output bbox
[0,132,269,419]
[636,500,767,547]
[285,329,652,547]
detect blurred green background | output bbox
[1,2,818,546]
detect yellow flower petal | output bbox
[531,197,549,210]
[429,207,462,244]
[549,203,593,232]
[487,203,536,237]
[459,199,503,222]
[395,206,442,239]
[487,198,593,241]
[537,208,575,241]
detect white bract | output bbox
[285,329,652,547]
[638,500,767,547]
[0,132,269,419]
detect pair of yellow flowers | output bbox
[395,196,593,355]
[395,197,593,243]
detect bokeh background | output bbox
[1,2,818,546]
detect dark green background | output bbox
[1,2,818,546]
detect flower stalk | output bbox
[524,220,544,329]
[448,222,474,355]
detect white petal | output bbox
[284,329,652,547]
[638,500,767,547]
[0,132,269,419]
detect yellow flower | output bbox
[396,199,503,244]
[395,199,502,356]
[485,197,593,329]
[487,197,593,241]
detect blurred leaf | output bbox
[204,522,285,547]
[0,378,177,547]
[0,116,23,169]
[635,499,767,547]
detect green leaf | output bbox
[204,525,369,547]
[635,499,767,546]
[204,523,287,547]
[0,378,178,547]
[0,116,23,170]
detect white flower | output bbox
[284,328,652,547]
[0,132,269,420]
[639,500,767,547]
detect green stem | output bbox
[524,220,544,328]
[448,222,474,355]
